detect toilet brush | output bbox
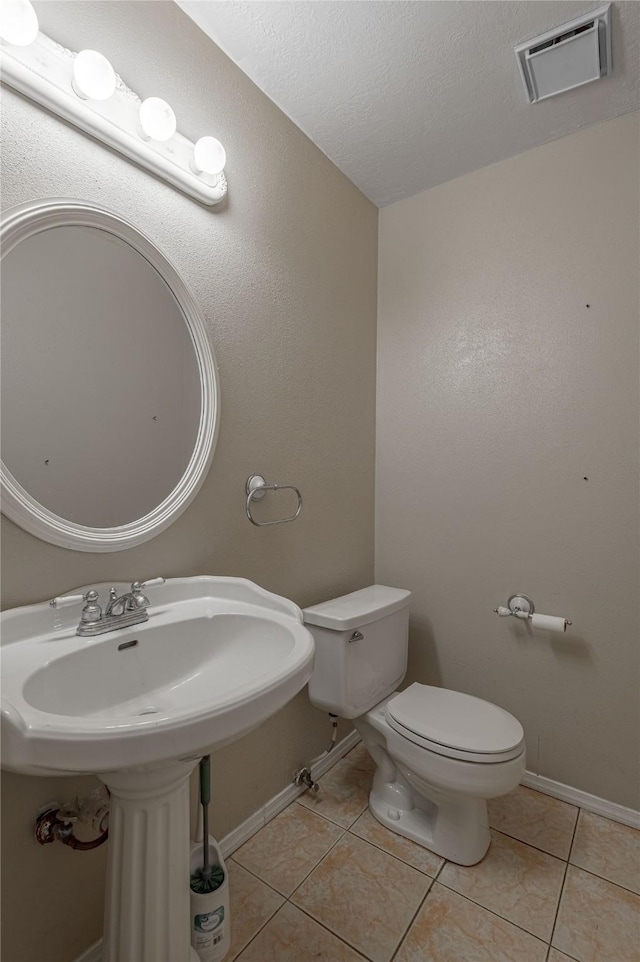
[190,756,224,894]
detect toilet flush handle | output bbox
[349,630,364,643]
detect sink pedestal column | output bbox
[99,759,200,962]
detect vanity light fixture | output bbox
[192,136,227,176]
[71,50,117,102]
[138,97,177,142]
[0,0,39,47]
[0,0,228,206]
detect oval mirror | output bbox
[1,199,220,551]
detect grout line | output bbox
[288,828,433,962]
[545,936,582,962]
[567,808,582,863]
[226,859,290,961]
[294,793,369,831]
[226,892,282,962]
[279,756,373,895]
[288,837,437,962]
[547,805,580,954]
[547,945,582,962]
[434,879,552,947]
[287,824,349,898]
[228,905,282,962]
[344,829,440,882]
[228,806,348,899]
[346,823,444,880]
[228,830,353,961]
[389,876,436,962]
[491,826,571,864]
[492,809,640,896]
[433,856,447,881]
[561,861,640,899]
[227,854,285,896]
[290,901,372,961]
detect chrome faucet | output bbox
[51,578,165,637]
[105,582,156,618]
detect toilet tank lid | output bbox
[303,585,411,630]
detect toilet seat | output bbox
[385,683,525,764]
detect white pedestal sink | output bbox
[1,577,315,962]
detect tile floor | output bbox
[224,744,640,962]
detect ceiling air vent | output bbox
[515,3,612,103]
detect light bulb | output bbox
[0,0,38,46]
[191,137,226,176]
[72,50,116,101]
[138,97,176,142]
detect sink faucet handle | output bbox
[134,578,165,591]
[128,577,165,610]
[50,590,103,624]
[79,590,103,624]
[50,593,86,609]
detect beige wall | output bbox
[377,111,640,811]
[0,4,377,961]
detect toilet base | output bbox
[355,694,525,866]
[368,776,490,866]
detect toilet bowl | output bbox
[356,686,525,864]
[303,585,525,865]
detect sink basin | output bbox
[2,576,316,960]
[1,576,315,775]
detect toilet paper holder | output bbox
[494,593,536,619]
[493,594,572,627]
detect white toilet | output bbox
[303,585,525,865]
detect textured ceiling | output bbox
[177,1,640,206]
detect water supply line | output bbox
[293,713,339,793]
[35,790,110,851]
[309,713,339,767]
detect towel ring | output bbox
[245,475,303,527]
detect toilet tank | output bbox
[303,586,411,718]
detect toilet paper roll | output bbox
[530,613,567,633]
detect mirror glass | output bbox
[1,201,219,550]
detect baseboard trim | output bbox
[522,771,640,829]
[219,729,361,857]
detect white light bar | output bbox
[1,31,228,207]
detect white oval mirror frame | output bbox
[0,198,220,552]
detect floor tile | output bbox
[439,829,565,941]
[552,865,640,962]
[547,950,576,962]
[343,741,376,772]
[234,901,367,961]
[394,883,548,962]
[488,786,578,859]
[232,804,343,896]
[350,808,444,877]
[570,810,640,894]
[296,747,373,828]
[291,832,431,962]
[226,860,284,961]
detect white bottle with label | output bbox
[190,837,230,962]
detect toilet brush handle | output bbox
[199,755,211,873]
